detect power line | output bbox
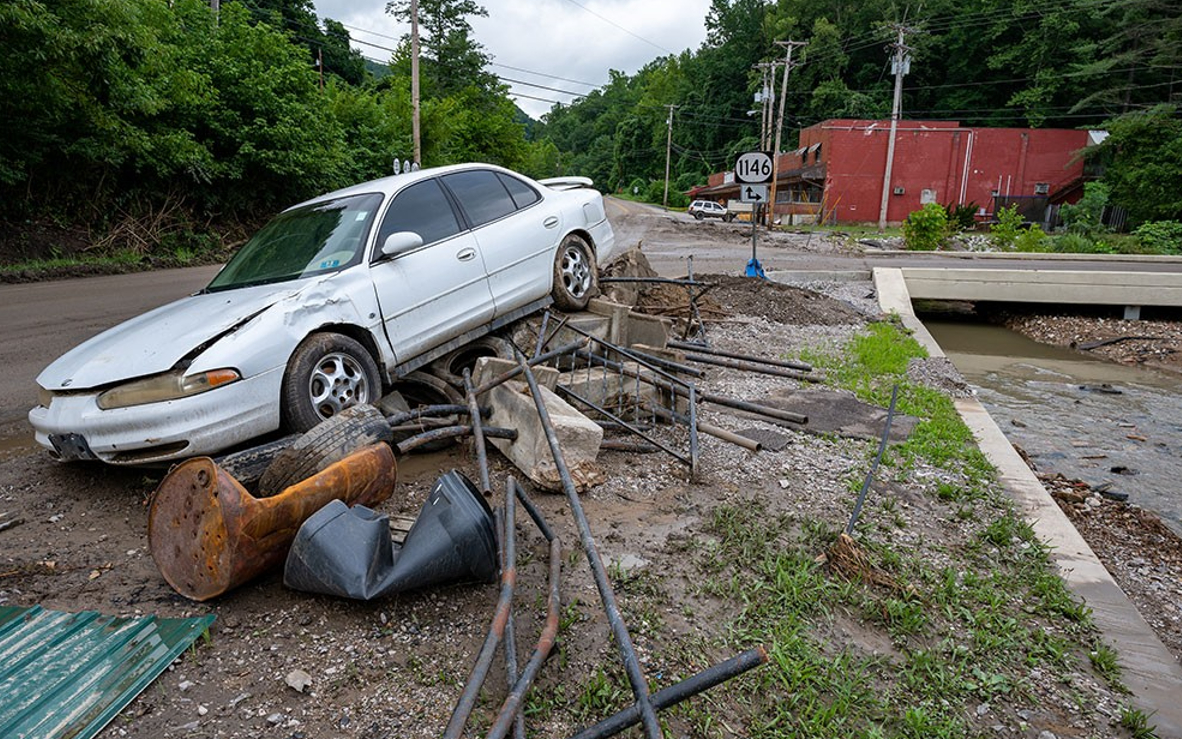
[558,0,675,55]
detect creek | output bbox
[922,317,1182,536]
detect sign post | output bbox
[734,152,773,278]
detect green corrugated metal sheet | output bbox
[0,605,215,739]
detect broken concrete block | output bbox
[623,312,671,349]
[588,298,631,345]
[473,356,559,391]
[486,380,603,492]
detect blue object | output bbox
[0,605,215,739]
[745,258,767,279]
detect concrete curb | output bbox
[874,267,1182,738]
[869,249,1182,264]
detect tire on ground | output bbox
[551,234,597,312]
[257,404,393,497]
[389,371,465,453]
[280,332,381,433]
[214,434,301,489]
[427,336,514,389]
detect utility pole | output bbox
[662,104,677,211]
[769,40,806,230]
[878,25,915,230]
[317,48,324,91]
[410,0,422,166]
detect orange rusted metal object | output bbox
[148,443,397,601]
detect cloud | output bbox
[313,0,711,118]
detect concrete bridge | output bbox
[897,266,1182,319]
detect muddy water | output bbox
[923,318,1182,535]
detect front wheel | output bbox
[281,333,381,432]
[551,234,597,312]
[693,211,704,220]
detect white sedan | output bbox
[29,163,616,465]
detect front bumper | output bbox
[28,367,285,465]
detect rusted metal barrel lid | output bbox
[148,457,239,602]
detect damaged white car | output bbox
[29,163,616,465]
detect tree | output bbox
[1095,105,1182,224]
[386,0,497,97]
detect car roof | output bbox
[286,163,527,212]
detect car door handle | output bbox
[456,247,477,262]
[543,216,559,229]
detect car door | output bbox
[367,178,494,364]
[441,170,560,317]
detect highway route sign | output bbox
[734,151,773,184]
[738,184,768,203]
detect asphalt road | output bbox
[0,266,220,434]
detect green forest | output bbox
[1,0,1180,266]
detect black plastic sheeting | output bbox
[284,470,498,600]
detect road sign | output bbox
[738,184,768,203]
[734,151,773,184]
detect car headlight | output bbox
[97,369,241,410]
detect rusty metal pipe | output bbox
[578,351,808,425]
[566,647,769,739]
[668,340,814,371]
[515,354,663,739]
[148,443,397,602]
[600,440,661,454]
[442,479,516,739]
[395,426,517,455]
[557,385,692,466]
[682,352,821,382]
[617,348,706,378]
[648,405,762,452]
[486,480,562,739]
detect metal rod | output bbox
[557,386,692,467]
[619,348,706,378]
[564,322,691,389]
[463,370,491,496]
[534,312,551,359]
[539,314,571,355]
[688,383,700,478]
[442,480,517,739]
[486,480,562,739]
[566,647,769,739]
[681,352,821,382]
[667,340,813,371]
[395,426,517,454]
[472,339,586,397]
[845,384,900,535]
[598,277,709,286]
[386,405,482,427]
[648,404,761,452]
[578,351,808,425]
[514,353,663,739]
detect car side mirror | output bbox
[380,231,424,258]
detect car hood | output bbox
[37,283,299,391]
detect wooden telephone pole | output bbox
[878,24,916,230]
[410,0,422,166]
[768,40,806,230]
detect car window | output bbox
[207,193,381,292]
[442,170,517,227]
[498,173,540,209]
[374,179,462,254]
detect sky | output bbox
[312,0,714,119]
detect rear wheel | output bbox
[551,234,597,312]
[281,333,381,433]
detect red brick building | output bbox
[696,119,1102,225]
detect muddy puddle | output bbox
[923,318,1182,535]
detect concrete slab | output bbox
[485,380,603,493]
[876,267,1182,738]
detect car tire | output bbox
[693,212,704,220]
[257,404,393,497]
[724,213,734,223]
[428,336,514,389]
[214,434,301,489]
[551,234,597,312]
[389,371,465,453]
[281,332,381,433]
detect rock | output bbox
[286,669,313,693]
[197,705,208,716]
[178,680,194,691]
[227,692,251,709]
[267,713,283,725]
[1099,489,1129,502]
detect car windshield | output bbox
[207,194,382,292]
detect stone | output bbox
[473,356,559,392]
[486,380,603,492]
[286,669,313,693]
